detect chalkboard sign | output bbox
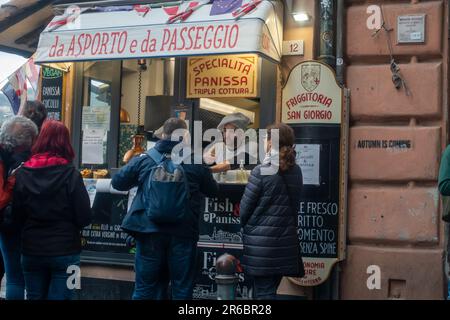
[41,66,63,120]
[81,192,132,254]
[82,193,130,253]
[292,126,342,286]
[81,179,134,259]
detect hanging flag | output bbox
[8,68,27,99]
[210,0,243,16]
[24,57,40,92]
[8,67,28,115]
[232,0,262,19]
[133,4,151,17]
[47,7,87,32]
[167,1,209,24]
[84,6,134,13]
[1,82,21,115]
[163,5,179,17]
[47,14,76,32]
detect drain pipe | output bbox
[336,0,345,86]
[332,0,345,301]
[318,0,336,69]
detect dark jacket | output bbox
[439,145,450,195]
[1,148,30,231]
[240,163,304,277]
[12,156,92,256]
[112,139,219,240]
[0,147,13,210]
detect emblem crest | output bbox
[301,64,321,92]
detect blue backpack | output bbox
[143,148,190,224]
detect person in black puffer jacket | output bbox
[240,123,304,300]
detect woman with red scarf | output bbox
[12,120,92,300]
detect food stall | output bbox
[34,0,283,299]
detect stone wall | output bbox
[341,0,447,299]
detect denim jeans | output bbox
[133,233,197,300]
[0,251,4,284]
[252,275,282,300]
[21,254,80,300]
[0,232,25,300]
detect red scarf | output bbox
[24,153,69,168]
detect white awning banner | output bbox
[35,0,283,63]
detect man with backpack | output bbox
[112,118,219,300]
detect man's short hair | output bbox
[21,100,48,130]
[162,118,187,138]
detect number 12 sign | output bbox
[282,40,304,56]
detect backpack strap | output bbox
[147,148,165,165]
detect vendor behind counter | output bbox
[203,112,258,173]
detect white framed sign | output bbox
[397,14,426,44]
[282,40,304,56]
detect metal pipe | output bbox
[331,0,345,301]
[163,58,175,96]
[318,0,336,69]
[336,0,345,85]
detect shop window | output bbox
[79,61,117,172]
[88,79,111,107]
[119,58,174,166]
[198,97,260,152]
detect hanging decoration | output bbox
[372,5,411,96]
[123,59,147,163]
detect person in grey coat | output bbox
[240,123,304,300]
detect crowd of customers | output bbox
[0,106,304,300]
[0,101,91,300]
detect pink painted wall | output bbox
[341,0,447,299]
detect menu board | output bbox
[81,179,133,255]
[298,200,339,259]
[292,125,342,287]
[41,66,63,120]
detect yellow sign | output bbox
[289,258,339,287]
[187,54,258,98]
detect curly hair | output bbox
[0,116,38,152]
